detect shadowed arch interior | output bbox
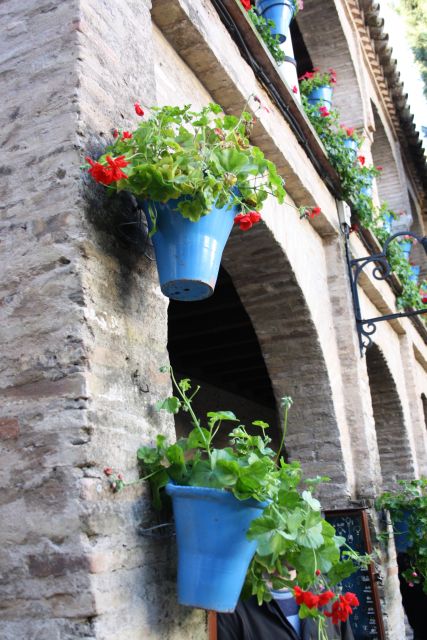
[366,344,416,490]
[221,223,350,500]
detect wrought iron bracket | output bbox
[342,226,427,356]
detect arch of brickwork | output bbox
[222,223,350,501]
[366,344,416,490]
[371,106,411,215]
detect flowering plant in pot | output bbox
[376,479,427,593]
[299,68,337,108]
[133,366,370,637]
[254,0,303,44]
[85,100,285,301]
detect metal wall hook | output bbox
[343,225,427,356]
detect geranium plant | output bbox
[300,78,427,313]
[376,479,427,593]
[85,100,286,234]
[299,68,337,96]
[133,366,370,639]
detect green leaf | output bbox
[302,490,321,511]
[187,427,210,450]
[207,411,239,423]
[155,396,181,414]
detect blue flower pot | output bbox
[343,137,358,159]
[383,212,394,233]
[166,484,267,611]
[255,0,296,43]
[399,240,412,260]
[410,265,420,283]
[142,197,238,301]
[360,177,373,198]
[307,86,333,109]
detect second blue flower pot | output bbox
[399,240,412,260]
[343,137,358,159]
[255,0,296,43]
[142,197,238,301]
[166,484,267,612]
[307,86,333,109]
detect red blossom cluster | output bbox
[234,211,261,231]
[325,593,359,624]
[240,0,251,10]
[294,587,359,623]
[319,106,330,118]
[134,102,144,116]
[341,125,355,138]
[420,289,427,304]
[357,155,365,166]
[300,206,321,220]
[86,155,129,185]
[294,586,335,609]
[292,85,298,94]
[328,68,337,84]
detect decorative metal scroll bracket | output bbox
[342,226,427,356]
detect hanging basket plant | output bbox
[299,68,337,108]
[106,366,373,637]
[85,100,285,301]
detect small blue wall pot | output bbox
[255,0,296,43]
[166,484,267,611]
[307,86,333,109]
[399,240,412,260]
[343,137,358,158]
[410,265,420,283]
[142,196,238,301]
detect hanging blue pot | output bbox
[383,212,394,233]
[142,197,238,301]
[360,177,373,198]
[166,484,267,612]
[410,265,420,283]
[307,86,333,109]
[255,0,296,43]
[343,137,358,159]
[399,240,412,260]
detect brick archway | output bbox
[366,344,416,489]
[222,223,350,500]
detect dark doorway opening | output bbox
[167,266,279,443]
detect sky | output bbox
[380,0,427,144]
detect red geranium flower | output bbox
[341,125,355,138]
[234,213,252,231]
[234,211,261,231]
[122,131,132,140]
[86,157,114,185]
[318,591,335,607]
[357,155,365,166]
[106,155,129,181]
[319,106,330,117]
[134,102,144,116]
[240,0,251,9]
[309,206,321,218]
[292,85,298,94]
[325,593,359,624]
[113,129,119,138]
[293,587,319,609]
